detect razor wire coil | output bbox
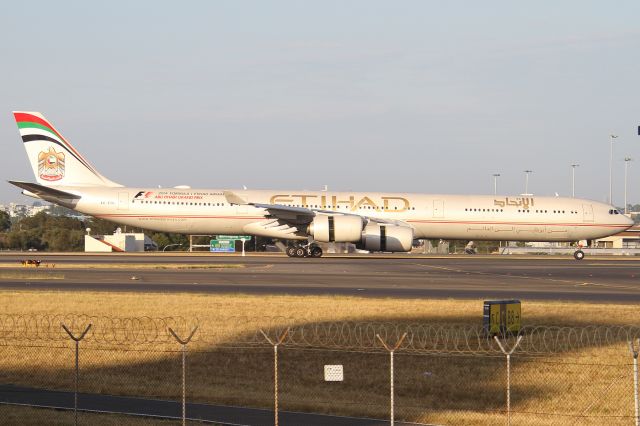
[0,314,638,355]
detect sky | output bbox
[1,1,639,205]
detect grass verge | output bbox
[0,263,245,270]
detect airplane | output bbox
[8,111,634,260]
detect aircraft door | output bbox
[582,204,594,222]
[433,200,444,218]
[117,192,129,210]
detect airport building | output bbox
[593,225,640,249]
[85,232,157,252]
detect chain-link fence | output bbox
[0,314,639,425]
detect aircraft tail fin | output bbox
[13,111,122,187]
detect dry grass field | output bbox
[0,290,638,425]
[0,290,638,324]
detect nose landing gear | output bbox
[573,249,585,260]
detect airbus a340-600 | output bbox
[9,112,633,259]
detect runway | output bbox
[1,253,640,302]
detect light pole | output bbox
[492,173,501,195]
[523,170,533,195]
[625,157,633,214]
[571,164,579,197]
[609,134,618,204]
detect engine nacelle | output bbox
[356,223,414,252]
[309,215,364,242]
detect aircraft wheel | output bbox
[286,247,297,257]
[310,246,323,258]
[573,250,585,260]
[294,247,306,258]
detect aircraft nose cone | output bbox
[624,215,635,228]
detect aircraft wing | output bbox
[224,191,317,225]
[250,203,320,224]
[224,191,413,240]
[250,202,412,227]
[8,180,82,201]
[248,202,414,240]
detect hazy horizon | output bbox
[2,1,639,205]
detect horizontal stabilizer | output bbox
[8,180,81,200]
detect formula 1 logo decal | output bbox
[134,191,155,199]
[38,146,65,181]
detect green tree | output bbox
[4,212,85,251]
[5,230,44,251]
[42,228,85,251]
[151,232,188,251]
[0,211,10,232]
[85,217,119,235]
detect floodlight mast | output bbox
[625,157,633,214]
[571,164,579,198]
[609,134,618,204]
[523,170,533,195]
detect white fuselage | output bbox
[61,187,632,242]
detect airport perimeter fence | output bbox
[0,314,639,425]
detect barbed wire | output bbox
[0,314,638,355]
[208,319,640,355]
[0,314,193,344]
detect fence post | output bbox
[494,335,523,426]
[376,332,407,426]
[629,338,640,426]
[259,327,290,426]
[61,323,92,426]
[168,326,199,426]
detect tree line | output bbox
[0,210,188,252]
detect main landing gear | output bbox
[286,243,323,258]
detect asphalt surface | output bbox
[0,253,640,302]
[0,384,402,425]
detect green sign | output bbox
[217,235,251,241]
[210,239,235,252]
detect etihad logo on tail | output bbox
[38,147,65,181]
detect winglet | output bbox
[223,190,248,205]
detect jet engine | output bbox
[308,215,364,242]
[356,222,414,252]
